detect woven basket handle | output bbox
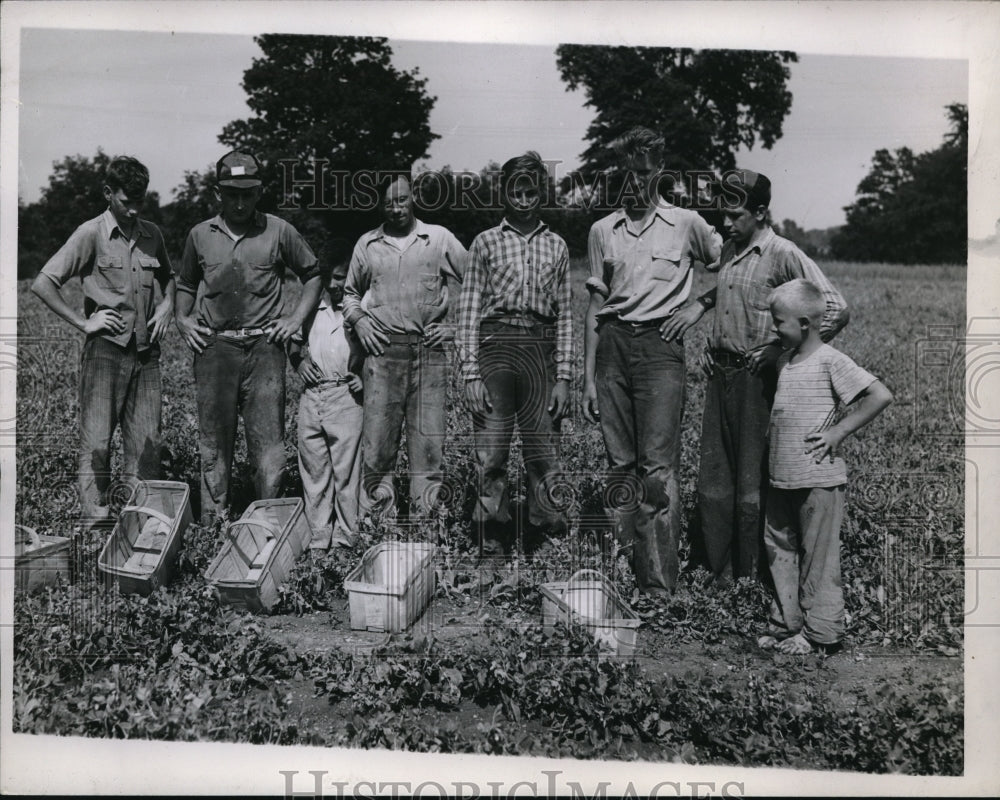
[15,524,41,549]
[566,568,606,587]
[228,518,280,539]
[121,505,173,528]
[225,518,281,567]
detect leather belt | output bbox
[217,327,267,338]
[386,333,427,345]
[711,349,749,369]
[605,316,669,329]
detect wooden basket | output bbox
[15,525,71,593]
[204,498,310,613]
[344,541,436,632]
[98,481,193,596]
[539,568,640,657]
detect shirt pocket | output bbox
[533,261,559,313]
[137,256,160,289]
[247,263,280,298]
[748,280,774,311]
[418,271,442,307]
[488,261,521,301]
[95,255,125,293]
[202,261,232,297]
[649,248,683,281]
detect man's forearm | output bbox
[174,288,196,319]
[291,276,322,325]
[30,274,86,331]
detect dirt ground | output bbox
[261,590,961,746]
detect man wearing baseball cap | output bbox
[662,168,849,584]
[175,150,322,523]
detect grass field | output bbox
[13,257,965,772]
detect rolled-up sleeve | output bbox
[176,231,202,298]
[585,223,609,297]
[690,216,723,270]
[342,240,370,328]
[281,222,320,283]
[553,242,574,381]
[40,224,95,287]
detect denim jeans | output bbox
[470,321,566,543]
[78,335,161,523]
[595,320,685,593]
[193,334,286,523]
[697,363,775,580]
[360,339,447,520]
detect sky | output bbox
[16,28,967,231]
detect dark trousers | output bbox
[595,320,685,593]
[471,321,565,542]
[78,335,161,522]
[193,334,286,523]
[360,339,447,519]
[697,364,775,580]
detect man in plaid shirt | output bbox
[456,153,573,555]
[582,127,721,595]
[671,170,849,583]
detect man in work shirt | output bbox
[343,176,467,522]
[582,127,722,595]
[175,151,322,523]
[666,170,849,583]
[32,156,175,528]
[456,153,573,555]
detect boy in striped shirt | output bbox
[760,279,892,654]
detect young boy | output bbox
[456,152,573,555]
[290,261,364,550]
[31,156,175,529]
[759,279,892,654]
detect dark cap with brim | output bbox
[729,169,771,210]
[217,150,263,188]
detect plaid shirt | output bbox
[456,219,573,382]
[709,228,849,354]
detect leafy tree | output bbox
[555,46,797,178]
[159,167,216,257]
[218,34,438,247]
[832,103,967,264]
[17,150,163,279]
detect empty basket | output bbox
[205,498,310,613]
[15,524,70,593]
[344,541,436,632]
[539,568,640,657]
[98,481,193,596]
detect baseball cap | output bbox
[217,151,263,188]
[729,169,771,210]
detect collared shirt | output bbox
[586,200,721,322]
[306,300,363,381]
[176,211,320,331]
[769,344,877,489]
[709,228,849,355]
[456,218,574,382]
[343,219,467,335]
[40,209,173,350]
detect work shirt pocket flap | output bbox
[650,248,683,281]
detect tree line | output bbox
[16,35,967,279]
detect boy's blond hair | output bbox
[769,279,826,324]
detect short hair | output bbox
[381,173,412,199]
[769,279,826,322]
[500,151,549,198]
[105,156,149,197]
[610,126,665,166]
